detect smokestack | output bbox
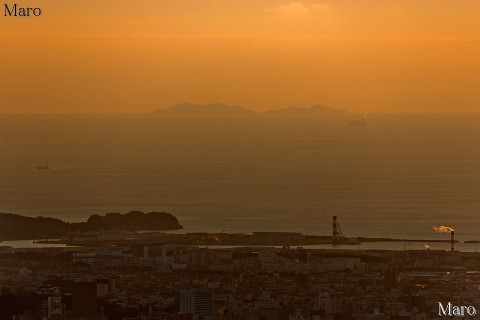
[451,231,454,252]
[333,216,337,237]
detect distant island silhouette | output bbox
[0,211,183,241]
[264,104,346,115]
[152,103,346,116]
[152,103,256,116]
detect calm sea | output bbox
[1,114,479,243]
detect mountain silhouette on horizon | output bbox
[263,104,346,115]
[152,103,257,116]
[152,103,347,116]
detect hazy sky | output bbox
[2,0,480,113]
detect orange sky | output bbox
[2,0,480,113]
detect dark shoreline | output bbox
[0,211,183,242]
[19,232,461,247]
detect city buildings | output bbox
[2,241,480,320]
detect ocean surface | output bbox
[1,114,480,243]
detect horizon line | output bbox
[1,111,480,115]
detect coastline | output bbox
[2,231,474,252]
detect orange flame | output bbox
[433,225,454,233]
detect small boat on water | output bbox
[36,165,50,170]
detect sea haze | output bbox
[0,114,479,241]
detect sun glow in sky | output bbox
[2,0,480,113]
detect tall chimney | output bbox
[333,216,338,239]
[451,231,455,252]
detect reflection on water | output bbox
[1,114,480,240]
